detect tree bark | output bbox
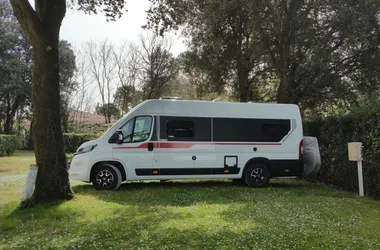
[237,68,251,102]
[277,73,290,103]
[10,0,73,203]
[32,37,73,202]
[236,55,253,103]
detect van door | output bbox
[112,116,155,179]
[157,116,215,177]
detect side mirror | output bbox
[116,130,123,144]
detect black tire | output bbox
[244,163,271,187]
[92,164,122,190]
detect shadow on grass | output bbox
[70,178,351,208]
[74,178,311,192]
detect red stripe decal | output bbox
[213,142,281,146]
[113,143,148,149]
[158,142,195,148]
[113,142,281,149]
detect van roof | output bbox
[128,99,301,119]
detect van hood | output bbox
[79,139,97,149]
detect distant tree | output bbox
[256,0,380,108]
[177,52,218,99]
[162,73,197,100]
[85,40,117,123]
[0,0,32,134]
[113,85,142,114]
[134,33,178,99]
[68,49,97,128]
[145,0,266,102]
[113,41,141,114]
[59,40,77,133]
[95,103,120,122]
[0,1,77,135]
[146,0,380,110]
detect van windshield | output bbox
[100,101,147,138]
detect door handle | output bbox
[148,142,154,151]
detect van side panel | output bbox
[103,100,303,181]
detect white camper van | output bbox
[70,99,303,190]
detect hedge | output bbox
[304,105,380,200]
[0,135,19,156]
[63,133,100,153]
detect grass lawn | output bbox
[1,151,380,249]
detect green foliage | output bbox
[137,33,178,100]
[0,0,32,134]
[59,40,78,133]
[146,0,380,109]
[0,134,18,156]
[95,103,120,123]
[113,85,142,115]
[0,1,77,134]
[71,123,112,134]
[63,133,100,153]
[304,101,380,199]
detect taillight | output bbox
[299,139,303,160]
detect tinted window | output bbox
[261,123,289,136]
[167,120,194,138]
[213,118,290,142]
[160,116,211,141]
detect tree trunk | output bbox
[277,62,299,104]
[237,64,251,102]
[4,95,24,134]
[31,31,72,201]
[4,114,12,134]
[10,0,73,203]
[32,38,73,202]
[277,73,290,103]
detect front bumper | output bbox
[69,153,91,182]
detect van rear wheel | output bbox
[92,164,122,190]
[244,163,270,187]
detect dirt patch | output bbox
[0,169,12,173]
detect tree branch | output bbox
[9,0,41,41]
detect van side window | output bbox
[213,118,290,142]
[109,116,153,144]
[160,116,211,141]
[120,118,134,143]
[132,116,153,143]
[167,120,194,138]
[261,123,289,136]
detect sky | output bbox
[33,0,187,56]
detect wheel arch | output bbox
[90,161,127,182]
[242,157,271,178]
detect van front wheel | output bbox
[92,164,122,190]
[244,163,270,187]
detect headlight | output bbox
[75,144,97,155]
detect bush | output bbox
[63,133,100,153]
[0,135,19,156]
[304,103,380,199]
